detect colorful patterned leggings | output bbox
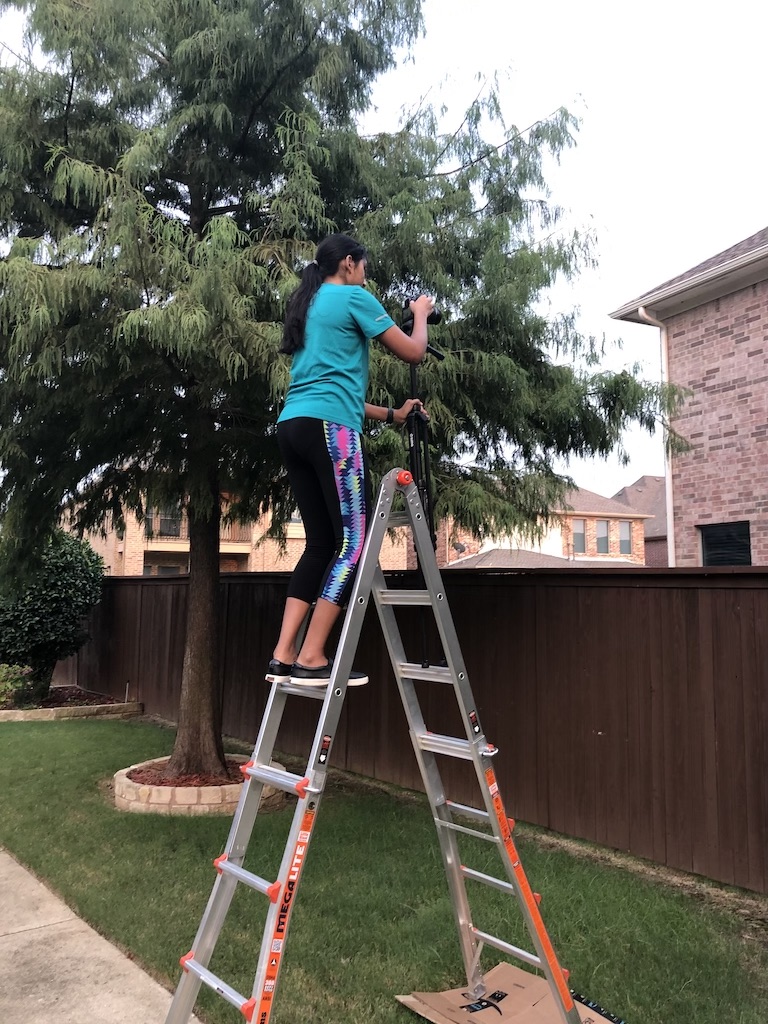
[277,417,371,607]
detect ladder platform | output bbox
[180,955,255,1019]
[275,680,328,699]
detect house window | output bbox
[157,565,182,576]
[619,521,632,555]
[700,521,751,566]
[145,508,182,537]
[596,520,609,554]
[158,511,182,537]
[572,519,585,554]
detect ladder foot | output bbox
[241,997,257,1021]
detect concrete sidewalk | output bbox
[0,849,202,1024]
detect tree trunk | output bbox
[164,479,227,779]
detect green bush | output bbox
[0,664,33,707]
[0,531,103,702]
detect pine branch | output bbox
[232,28,320,158]
[423,109,563,179]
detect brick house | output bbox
[611,226,768,566]
[86,507,409,576]
[446,486,649,568]
[613,475,668,567]
[87,484,649,576]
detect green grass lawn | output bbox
[0,719,766,1024]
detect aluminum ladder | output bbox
[165,467,581,1024]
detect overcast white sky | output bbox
[366,0,768,495]
[3,1,768,496]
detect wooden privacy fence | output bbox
[70,567,768,894]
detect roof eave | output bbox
[610,246,768,324]
[558,508,652,519]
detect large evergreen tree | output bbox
[0,0,679,776]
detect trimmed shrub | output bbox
[0,663,33,707]
[0,531,104,702]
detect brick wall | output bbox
[644,536,669,567]
[561,515,646,564]
[668,279,768,565]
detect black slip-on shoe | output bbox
[265,659,293,684]
[289,659,369,688]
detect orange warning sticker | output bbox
[256,807,316,1024]
[484,768,574,1012]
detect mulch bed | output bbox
[40,686,120,708]
[4,686,244,789]
[128,757,245,788]
[0,685,120,711]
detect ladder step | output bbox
[214,855,281,901]
[241,762,315,798]
[416,732,473,759]
[461,865,515,894]
[445,800,491,824]
[377,589,432,606]
[180,955,256,1019]
[397,662,453,683]
[276,680,328,699]
[470,928,542,970]
[435,818,499,843]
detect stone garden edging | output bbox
[0,701,143,722]
[113,755,286,816]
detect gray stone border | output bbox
[0,702,143,722]
[113,755,286,816]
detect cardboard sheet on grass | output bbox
[398,963,619,1024]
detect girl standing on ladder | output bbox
[268,232,434,687]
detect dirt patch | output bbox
[40,686,119,708]
[1,685,119,711]
[127,756,245,788]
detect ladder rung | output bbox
[398,662,453,683]
[377,589,432,606]
[461,865,515,894]
[470,928,542,969]
[180,955,254,1017]
[276,680,327,699]
[214,855,281,901]
[416,732,473,759]
[445,800,491,824]
[435,818,499,843]
[242,762,315,798]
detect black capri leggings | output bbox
[277,417,372,607]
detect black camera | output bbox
[401,300,442,335]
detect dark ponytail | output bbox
[281,233,368,354]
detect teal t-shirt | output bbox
[278,284,395,432]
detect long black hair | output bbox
[280,233,368,354]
